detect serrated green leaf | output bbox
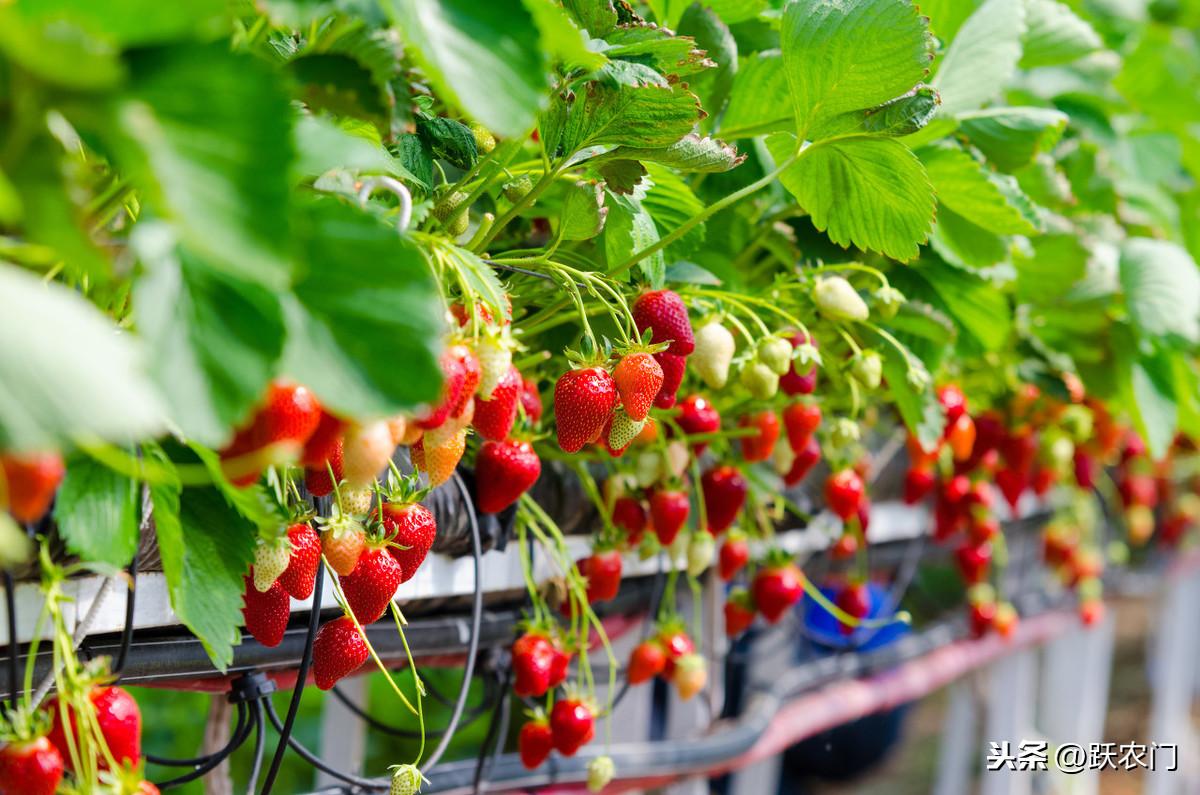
[294,115,423,185]
[0,264,164,452]
[607,134,746,173]
[540,80,703,157]
[596,160,648,194]
[958,107,1067,171]
[386,0,547,138]
[150,448,255,672]
[933,0,1025,116]
[440,243,509,320]
[699,0,768,24]
[818,85,942,139]
[396,134,435,194]
[283,199,445,419]
[916,259,1013,351]
[523,0,606,71]
[415,114,479,171]
[719,50,792,139]
[604,24,714,79]
[1119,238,1200,345]
[679,3,738,119]
[930,207,1010,269]
[561,181,609,241]
[605,193,665,287]
[666,261,723,285]
[133,224,285,448]
[53,455,140,569]
[769,133,935,262]
[105,44,294,290]
[642,164,706,259]
[781,0,933,141]
[1020,0,1102,68]
[562,0,619,36]
[920,143,1041,235]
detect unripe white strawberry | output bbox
[389,763,423,795]
[474,331,512,399]
[343,421,396,486]
[341,486,375,516]
[253,537,291,592]
[587,756,615,793]
[851,350,882,390]
[665,441,689,478]
[635,451,662,488]
[757,336,793,376]
[773,439,796,475]
[813,276,869,322]
[692,321,736,389]
[687,532,714,577]
[608,407,645,451]
[740,361,779,400]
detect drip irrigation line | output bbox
[111,555,138,679]
[259,547,326,795]
[245,699,267,794]
[146,702,249,767]
[262,698,382,790]
[471,666,513,794]
[154,702,255,789]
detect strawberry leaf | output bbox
[53,455,140,570]
[920,143,1042,236]
[720,51,792,139]
[781,0,933,142]
[932,0,1025,117]
[605,192,665,287]
[385,0,547,139]
[1119,238,1200,346]
[1020,0,1102,68]
[768,133,935,262]
[958,107,1068,172]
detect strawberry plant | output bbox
[0,0,1199,789]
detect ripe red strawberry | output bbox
[414,428,467,487]
[550,699,595,756]
[547,638,572,689]
[825,469,864,521]
[967,515,999,544]
[1080,599,1105,627]
[340,546,404,624]
[381,501,437,582]
[676,394,720,452]
[937,384,967,427]
[1,452,65,523]
[993,602,1019,638]
[739,410,780,462]
[633,290,694,356]
[782,402,822,453]
[903,467,936,505]
[417,348,467,430]
[554,367,618,453]
[831,533,857,559]
[718,533,750,581]
[475,439,541,514]
[783,437,820,487]
[969,599,996,637]
[242,576,291,647]
[835,582,871,635]
[627,640,667,684]
[221,381,322,486]
[955,542,992,584]
[278,523,321,600]
[580,548,622,603]
[0,736,63,795]
[995,466,1027,510]
[312,616,369,690]
[322,513,367,576]
[1031,466,1056,496]
[301,410,345,468]
[724,590,756,636]
[649,489,689,545]
[779,331,817,396]
[612,496,647,544]
[752,561,804,623]
[946,413,976,461]
[520,377,544,423]
[473,365,521,441]
[47,686,141,772]
[658,627,694,678]
[518,719,554,769]
[653,352,688,409]
[304,436,344,497]
[1000,431,1038,475]
[702,466,747,535]
[612,352,664,422]
[512,632,555,697]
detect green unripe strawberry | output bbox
[740,361,779,400]
[851,351,882,390]
[389,764,423,795]
[434,191,470,236]
[813,276,869,322]
[608,407,646,452]
[503,174,534,202]
[830,417,861,449]
[587,755,615,793]
[687,532,714,577]
[693,320,735,389]
[469,123,496,154]
[874,286,906,319]
[253,537,291,592]
[757,336,794,376]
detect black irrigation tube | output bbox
[111,555,138,678]
[471,666,513,794]
[330,669,499,739]
[262,697,381,789]
[153,701,255,788]
[259,559,325,795]
[146,701,249,767]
